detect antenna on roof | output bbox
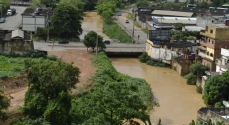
[223,101,229,107]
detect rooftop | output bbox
[152,10,194,17]
[152,16,196,24]
[183,26,205,31]
[21,8,50,16]
[207,24,229,28]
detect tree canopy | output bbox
[189,62,209,77]
[83,30,106,52]
[50,3,83,39]
[35,27,48,42]
[0,89,11,121]
[22,58,80,124]
[203,71,229,107]
[70,52,155,124]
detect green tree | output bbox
[174,23,184,30]
[136,0,149,7]
[210,0,224,7]
[50,3,83,39]
[84,0,98,11]
[59,0,85,13]
[22,58,80,124]
[203,71,229,106]
[0,89,11,121]
[30,0,58,9]
[71,82,151,125]
[35,27,48,42]
[189,62,209,77]
[0,0,10,16]
[83,30,106,52]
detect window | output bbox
[208,39,210,42]
[210,53,213,57]
[212,40,214,44]
[207,51,209,55]
[210,30,213,33]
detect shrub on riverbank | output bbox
[138,52,168,67]
[70,52,156,124]
[103,22,132,43]
[187,74,197,85]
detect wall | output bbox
[146,39,153,56]
[3,40,34,54]
[22,15,46,32]
[202,58,216,71]
[206,47,214,61]
[200,25,229,39]
[221,48,229,56]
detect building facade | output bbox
[0,30,33,54]
[21,8,50,32]
[197,24,229,71]
[215,48,229,72]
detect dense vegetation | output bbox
[103,22,132,43]
[138,52,168,67]
[7,52,155,124]
[83,31,106,51]
[203,71,229,107]
[0,51,57,79]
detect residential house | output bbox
[21,8,50,32]
[166,42,198,75]
[0,29,33,54]
[215,48,229,72]
[197,23,229,71]
[197,107,229,124]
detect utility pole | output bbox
[132,13,136,44]
[47,12,49,43]
[96,34,98,58]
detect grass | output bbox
[0,56,25,78]
[103,22,132,43]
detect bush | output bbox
[187,74,197,85]
[196,85,202,94]
[138,52,149,63]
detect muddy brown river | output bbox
[111,58,205,125]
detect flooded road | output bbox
[111,58,205,125]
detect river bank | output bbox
[111,57,205,125]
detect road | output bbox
[115,12,148,44]
[35,12,146,52]
[0,6,26,30]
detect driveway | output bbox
[0,6,26,30]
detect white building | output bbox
[21,8,50,32]
[215,48,229,72]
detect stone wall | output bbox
[3,40,34,54]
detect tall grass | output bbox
[103,22,132,43]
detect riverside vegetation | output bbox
[0,52,155,124]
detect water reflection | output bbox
[111,58,205,125]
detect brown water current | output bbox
[111,58,205,125]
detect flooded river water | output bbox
[111,58,205,125]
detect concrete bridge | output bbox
[34,41,145,57]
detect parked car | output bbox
[103,40,111,45]
[125,20,129,23]
[7,8,16,16]
[117,12,121,16]
[58,40,69,44]
[0,18,5,23]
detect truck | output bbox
[7,8,16,16]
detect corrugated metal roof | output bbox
[152,16,196,24]
[152,10,194,17]
[12,29,24,39]
[184,26,205,31]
